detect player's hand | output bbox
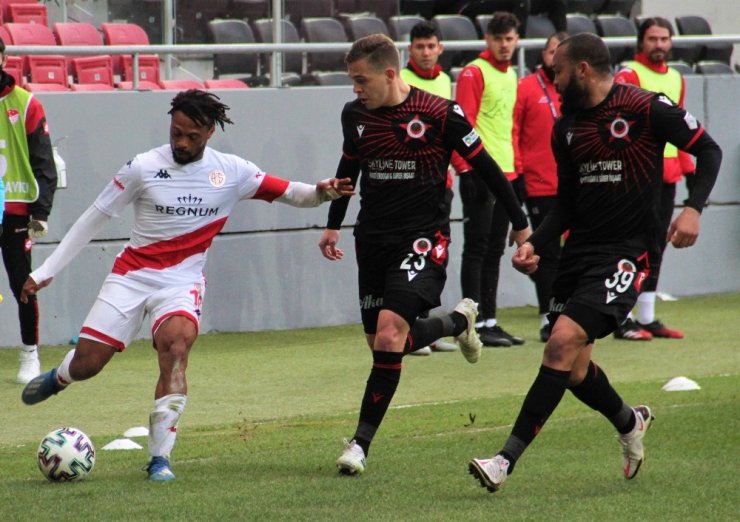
[28,219,48,239]
[316,177,355,201]
[20,275,53,303]
[318,229,343,260]
[509,226,532,247]
[512,242,540,274]
[667,207,700,248]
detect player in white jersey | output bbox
[20,90,354,481]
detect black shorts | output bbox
[356,230,450,334]
[548,240,652,340]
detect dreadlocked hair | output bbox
[168,89,234,130]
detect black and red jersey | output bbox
[327,87,486,242]
[533,83,715,253]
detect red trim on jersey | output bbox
[111,217,227,276]
[252,173,290,202]
[683,126,704,150]
[343,151,359,160]
[463,142,485,160]
[25,95,48,135]
[80,326,126,351]
[151,311,199,340]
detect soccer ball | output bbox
[37,427,96,482]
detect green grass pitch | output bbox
[0,293,738,521]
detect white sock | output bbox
[484,318,497,328]
[636,292,656,324]
[474,321,485,329]
[540,314,549,327]
[149,394,187,459]
[22,344,38,354]
[55,349,76,386]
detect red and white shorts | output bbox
[79,274,205,351]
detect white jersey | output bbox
[95,144,290,286]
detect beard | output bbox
[558,72,589,115]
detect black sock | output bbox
[569,361,635,433]
[503,365,570,468]
[353,351,403,456]
[404,313,463,353]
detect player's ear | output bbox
[207,125,216,139]
[385,67,397,82]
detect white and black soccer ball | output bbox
[37,427,96,482]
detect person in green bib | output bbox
[613,17,695,341]
[452,11,526,348]
[0,37,58,384]
[400,21,459,356]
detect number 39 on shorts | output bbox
[604,259,637,294]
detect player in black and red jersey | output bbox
[318,34,532,476]
[469,32,721,493]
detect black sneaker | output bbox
[539,323,551,342]
[498,325,525,345]
[478,326,512,347]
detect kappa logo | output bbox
[566,131,574,145]
[357,124,365,137]
[154,169,171,179]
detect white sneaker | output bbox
[469,454,510,492]
[409,345,432,356]
[17,350,41,384]
[336,438,366,475]
[619,405,654,479]
[453,298,482,363]
[430,339,458,352]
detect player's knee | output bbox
[542,328,579,367]
[373,325,405,352]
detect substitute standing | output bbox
[613,16,695,341]
[0,37,57,384]
[453,12,526,347]
[400,20,458,355]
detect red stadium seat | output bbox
[121,54,160,84]
[27,55,67,84]
[53,22,111,77]
[3,55,24,84]
[204,79,249,89]
[0,0,35,23]
[70,83,115,92]
[73,55,115,89]
[4,23,64,77]
[159,79,205,90]
[101,22,157,76]
[116,80,162,91]
[8,3,47,25]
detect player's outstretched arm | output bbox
[512,241,540,275]
[20,276,53,303]
[318,229,343,261]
